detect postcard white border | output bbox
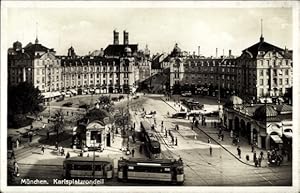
[1,1,299,193]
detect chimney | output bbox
[123,30,129,45]
[216,48,218,58]
[229,49,232,57]
[113,30,119,45]
[198,46,200,56]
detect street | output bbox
[10,94,292,186]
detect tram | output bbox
[63,157,113,179]
[117,157,184,185]
[140,121,161,158]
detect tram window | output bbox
[128,166,134,170]
[164,168,170,172]
[94,165,102,171]
[74,165,92,170]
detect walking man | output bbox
[208,138,211,144]
[131,149,135,157]
[237,146,241,159]
[251,143,255,153]
[175,137,178,146]
[253,151,257,163]
[209,145,212,156]
[260,151,264,160]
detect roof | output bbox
[64,157,112,163]
[104,44,138,57]
[242,39,284,58]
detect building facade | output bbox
[8,31,151,96]
[165,35,292,102]
[8,38,62,98]
[223,96,292,151]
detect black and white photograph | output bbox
[1,1,299,193]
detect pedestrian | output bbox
[79,150,83,157]
[260,151,264,160]
[41,145,45,155]
[221,133,224,141]
[192,116,196,124]
[267,150,271,160]
[171,136,174,145]
[246,154,249,162]
[61,147,65,156]
[251,143,255,152]
[258,156,262,167]
[209,145,212,156]
[175,137,178,146]
[253,151,257,162]
[66,152,70,159]
[132,134,135,143]
[131,149,135,157]
[230,130,233,138]
[28,131,33,143]
[13,161,19,177]
[165,128,167,137]
[55,142,58,150]
[255,159,258,167]
[208,138,211,144]
[11,150,15,160]
[237,146,241,159]
[191,125,193,130]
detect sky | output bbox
[6,7,292,57]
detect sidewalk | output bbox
[160,97,292,168]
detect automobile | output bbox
[171,112,187,119]
[181,91,192,97]
[111,97,119,101]
[56,96,64,102]
[62,102,73,107]
[119,95,125,100]
[95,89,101,94]
[133,96,139,99]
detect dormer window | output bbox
[259,51,265,55]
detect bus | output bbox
[63,157,113,179]
[117,157,184,185]
[140,121,161,158]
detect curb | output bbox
[160,97,258,168]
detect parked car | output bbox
[171,112,187,119]
[181,91,192,97]
[62,102,73,107]
[133,96,139,99]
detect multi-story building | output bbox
[8,38,62,100]
[236,35,293,101]
[166,35,292,102]
[168,43,237,97]
[60,30,149,94]
[8,30,151,98]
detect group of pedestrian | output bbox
[58,146,65,156]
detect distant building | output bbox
[8,38,62,100]
[223,96,292,151]
[236,35,293,101]
[8,31,151,96]
[165,34,292,102]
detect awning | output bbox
[270,135,283,144]
[42,91,61,99]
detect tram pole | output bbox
[92,138,95,179]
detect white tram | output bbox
[63,157,113,179]
[117,157,184,185]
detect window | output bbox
[285,78,289,85]
[103,74,106,78]
[42,77,45,83]
[84,74,87,79]
[90,74,93,78]
[273,69,277,76]
[279,79,282,85]
[42,69,45,75]
[36,78,40,84]
[260,70,264,76]
[57,76,59,81]
[37,69,40,75]
[285,69,289,75]
[97,74,99,78]
[110,73,113,78]
[260,79,264,86]
[78,75,81,79]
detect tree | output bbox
[8,82,44,128]
[85,108,111,123]
[8,82,44,115]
